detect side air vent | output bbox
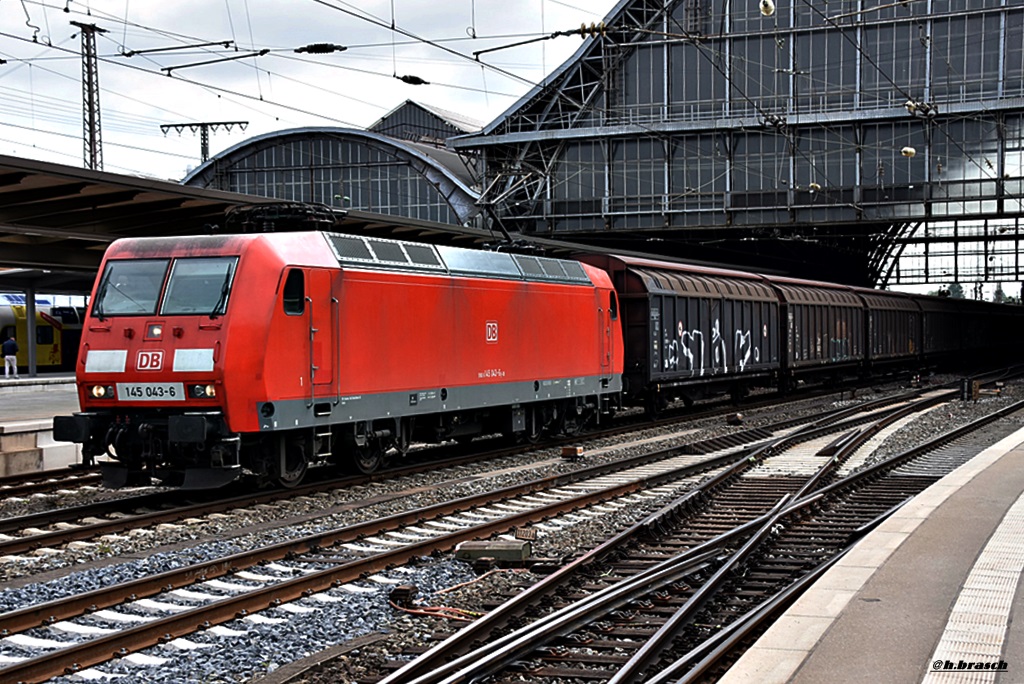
[367,239,408,264]
[405,244,441,267]
[515,256,544,277]
[328,235,373,261]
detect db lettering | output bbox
[137,350,164,371]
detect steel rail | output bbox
[0,386,958,681]
[391,487,835,684]
[792,389,956,500]
[385,493,820,684]
[651,548,852,684]
[0,386,889,553]
[609,495,794,683]
[0,466,97,488]
[0,414,777,664]
[621,397,1024,683]
[0,436,770,684]
[659,503,905,684]
[386,387,1011,684]
[380,394,924,684]
[2,382,897,556]
[0,471,101,498]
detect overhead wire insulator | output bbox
[580,22,606,38]
[295,43,347,54]
[760,0,776,17]
[901,146,917,158]
[396,74,429,85]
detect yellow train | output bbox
[0,296,85,372]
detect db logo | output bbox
[137,350,164,371]
[485,321,499,344]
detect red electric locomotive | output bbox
[54,231,624,488]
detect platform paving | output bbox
[720,425,1024,684]
[0,374,79,422]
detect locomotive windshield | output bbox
[93,259,169,317]
[161,257,238,316]
[92,256,238,318]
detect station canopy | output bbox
[0,154,532,295]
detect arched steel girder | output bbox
[482,1,675,217]
[871,221,920,288]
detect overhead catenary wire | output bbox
[19,1,598,93]
[304,0,538,87]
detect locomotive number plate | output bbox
[117,383,185,401]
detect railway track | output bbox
[369,392,1024,684]
[0,468,100,499]
[0,386,909,564]
[0,391,930,681]
[0,376,912,510]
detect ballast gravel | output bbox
[1,376,1020,682]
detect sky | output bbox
[0,0,618,181]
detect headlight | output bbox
[190,384,216,398]
[90,385,115,399]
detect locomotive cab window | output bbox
[283,269,305,315]
[161,257,238,316]
[609,291,619,320]
[93,259,169,317]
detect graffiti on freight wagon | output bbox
[663,318,761,375]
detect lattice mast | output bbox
[71,21,107,171]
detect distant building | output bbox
[370,100,483,148]
[183,103,483,227]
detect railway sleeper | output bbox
[593,624,661,636]
[520,664,618,679]
[538,652,631,664]
[557,638,649,651]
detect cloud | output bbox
[0,0,613,180]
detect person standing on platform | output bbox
[3,336,18,379]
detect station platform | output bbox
[0,374,81,475]
[721,424,1024,684]
[0,373,78,421]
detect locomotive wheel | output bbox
[524,407,544,444]
[276,437,309,488]
[644,393,667,419]
[353,442,385,474]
